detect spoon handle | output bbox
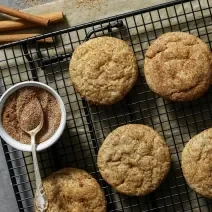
[31,135,48,212]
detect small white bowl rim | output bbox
[0,81,66,152]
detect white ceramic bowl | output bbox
[0,81,66,152]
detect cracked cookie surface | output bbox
[182,129,212,199]
[35,168,106,212]
[144,32,212,101]
[69,36,138,105]
[97,124,171,196]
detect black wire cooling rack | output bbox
[1,0,212,211]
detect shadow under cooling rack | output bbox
[0,0,212,211]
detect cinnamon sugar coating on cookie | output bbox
[182,129,212,198]
[144,32,212,101]
[97,124,170,196]
[69,37,138,105]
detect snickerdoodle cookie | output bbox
[182,129,212,198]
[69,36,138,105]
[97,124,171,196]
[35,168,106,212]
[144,32,212,101]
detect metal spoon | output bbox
[20,98,48,212]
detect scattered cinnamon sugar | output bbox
[23,0,55,7]
[23,0,40,7]
[2,87,61,144]
[25,0,39,3]
[74,0,104,8]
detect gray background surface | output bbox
[0,145,19,212]
[6,0,53,9]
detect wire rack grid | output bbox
[0,0,212,211]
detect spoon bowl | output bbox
[20,98,44,134]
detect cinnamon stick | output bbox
[0,12,63,32]
[0,5,49,26]
[0,34,53,43]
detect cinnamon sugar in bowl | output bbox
[0,81,66,152]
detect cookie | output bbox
[182,129,212,198]
[144,32,212,101]
[97,124,171,196]
[34,168,106,212]
[69,36,138,105]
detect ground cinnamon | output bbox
[2,87,61,144]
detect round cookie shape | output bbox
[69,36,138,105]
[144,32,212,101]
[35,168,106,212]
[182,129,212,198]
[97,124,171,196]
